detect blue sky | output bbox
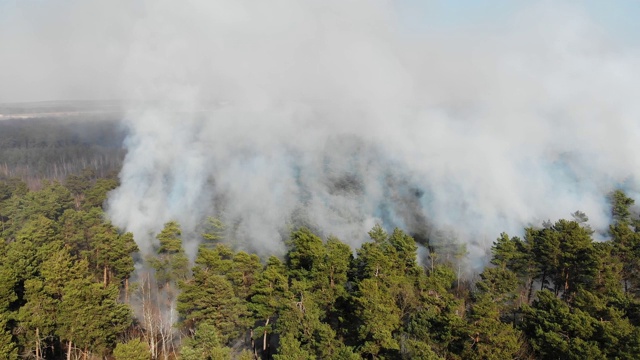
[397,0,640,44]
[1,0,638,42]
[582,0,640,43]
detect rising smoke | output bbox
[3,1,640,271]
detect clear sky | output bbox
[397,0,640,44]
[2,0,639,34]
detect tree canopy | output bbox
[3,170,640,359]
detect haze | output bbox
[2,0,640,272]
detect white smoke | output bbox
[3,1,640,270]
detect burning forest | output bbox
[1,1,640,359]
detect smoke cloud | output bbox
[3,1,640,270]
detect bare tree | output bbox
[133,272,179,360]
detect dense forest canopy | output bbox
[1,142,640,359]
[2,1,640,357]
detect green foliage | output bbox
[113,338,149,360]
[465,281,523,360]
[407,265,465,358]
[229,251,262,299]
[59,208,138,286]
[526,219,599,300]
[0,178,27,201]
[4,169,640,360]
[0,171,136,358]
[521,290,603,359]
[355,278,401,357]
[178,243,255,346]
[491,233,524,270]
[201,217,227,245]
[83,177,119,209]
[1,181,73,241]
[0,255,18,312]
[286,227,326,283]
[0,313,18,360]
[179,322,232,360]
[610,190,635,223]
[403,339,442,360]
[272,333,313,360]
[56,261,132,355]
[65,169,93,196]
[178,272,250,344]
[237,350,255,360]
[249,256,290,321]
[316,236,352,310]
[148,221,190,287]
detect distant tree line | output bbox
[0,117,125,186]
[1,171,640,359]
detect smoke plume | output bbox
[3,1,640,270]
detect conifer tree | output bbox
[521,290,603,359]
[354,278,402,358]
[463,267,522,359]
[149,221,190,290]
[113,338,150,360]
[179,322,232,360]
[229,251,262,300]
[249,256,291,356]
[178,271,250,344]
[0,313,17,360]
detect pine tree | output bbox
[249,256,291,357]
[0,313,18,360]
[148,221,190,290]
[272,333,313,360]
[463,267,523,359]
[407,264,465,358]
[47,252,131,359]
[521,290,603,359]
[317,236,352,314]
[82,177,119,209]
[354,278,402,358]
[607,191,640,295]
[529,219,598,300]
[113,338,150,360]
[179,322,232,360]
[178,271,250,344]
[286,227,326,287]
[229,251,262,300]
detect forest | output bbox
[2,119,640,359]
[0,115,125,186]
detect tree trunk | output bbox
[162,339,168,360]
[330,268,335,288]
[67,340,72,360]
[35,328,40,360]
[251,329,258,360]
[103,266,108,287]
[125,278,129,303]
[263,318,270,352]
[527,277,534,305]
